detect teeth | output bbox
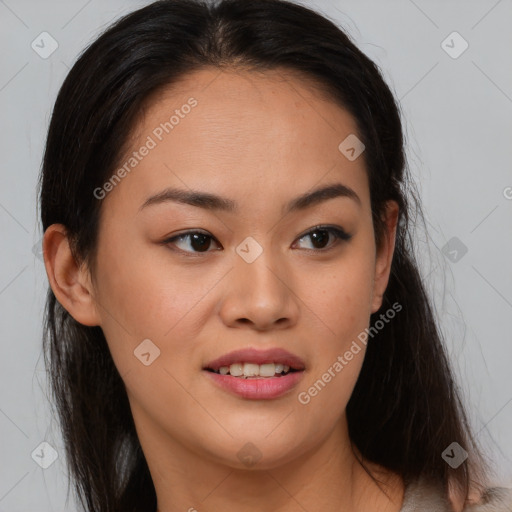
[215,362,294,378]
[229,363,244,377]
[259,363,276,377]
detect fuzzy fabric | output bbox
[464,487,512,512]
[400,478,512,511]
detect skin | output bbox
[43,67,405,512]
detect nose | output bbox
[218,243,300,331]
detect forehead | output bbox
[104,67,369,215]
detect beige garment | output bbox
[400,478,512,512]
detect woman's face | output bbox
[68,68,397,470]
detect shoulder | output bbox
[463,485,512,512]
[400,477,452,511]
[400,478,512,512]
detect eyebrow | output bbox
[139,182,361,215]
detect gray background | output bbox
[1,0,511,510]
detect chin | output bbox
[202,431,314,471]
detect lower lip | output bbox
[203,370,305,400]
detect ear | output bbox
[370,200,399,314]
[42,224,101,326]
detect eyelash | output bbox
[161,225,352,256]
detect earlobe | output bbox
[42,224,101,326]
[371,201,399,314]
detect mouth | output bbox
[203,347,306,377]
[204,363,301,378]
[202,347,306,399]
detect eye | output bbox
[163,230,221,254]
[162,225,351,256]
[293,225,352,252]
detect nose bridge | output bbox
[235,234,286,299]
[221,234,297,329]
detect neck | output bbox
[135,413,404,512]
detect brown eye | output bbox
[163,225,351,256]
[164,231,221,254]
[294,226,351,251]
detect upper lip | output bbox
[204,347,306,371]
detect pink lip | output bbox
[203,370,305,400]
[204,347,306,371]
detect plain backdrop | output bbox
[0,0,511,510]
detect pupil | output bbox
[191,233,210,252]
[311,230,328,249]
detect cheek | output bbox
[92,239,217,371]
[295,250,374,411]
[297,349,365,444]
[301,252,375,339]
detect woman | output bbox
[38,0,512,510]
